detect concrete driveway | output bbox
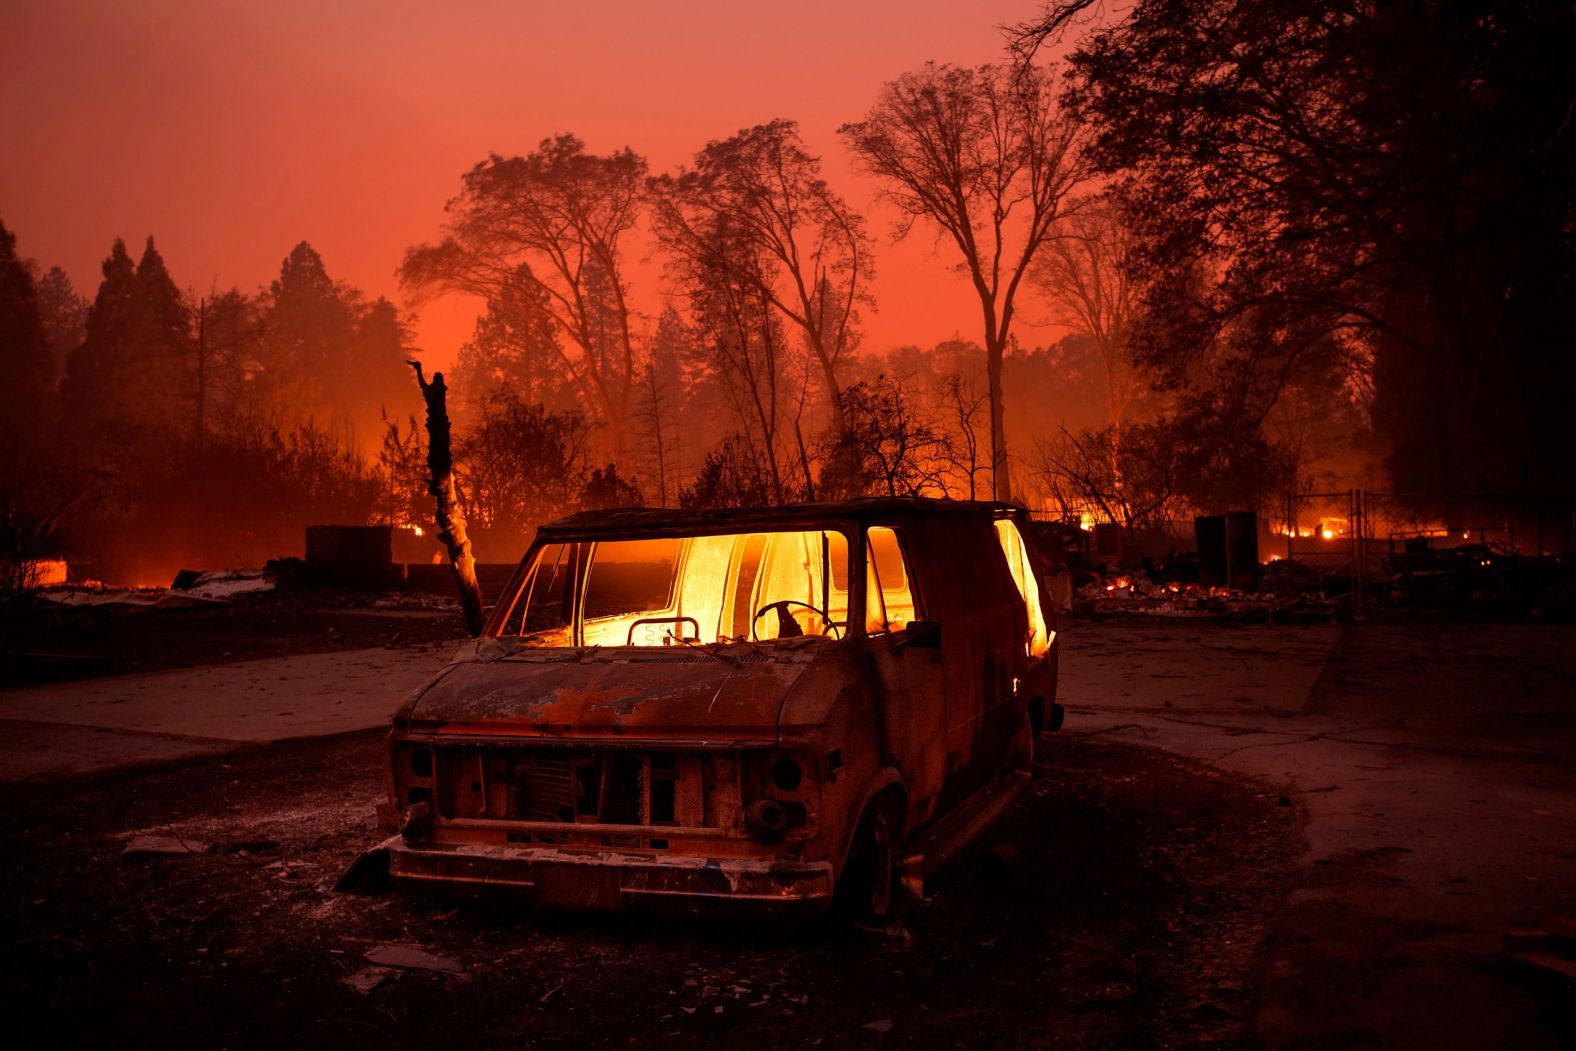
[1059,616,1576,1048]
[0,646,453,782]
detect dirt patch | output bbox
[1,733,1300,1048]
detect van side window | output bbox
[582,539,682,620]
[993,519,1050,657]
[865,527,919,633]
[517,543,574,639]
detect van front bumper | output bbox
[384,838,834,915]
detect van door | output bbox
[897,515,1024,803]
[862,526,949,828]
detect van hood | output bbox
[405,640,818,740]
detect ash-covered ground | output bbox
[1,602,1572,1048]
[1,731,1294,1048]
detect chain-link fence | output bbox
[1363,492,1573,557]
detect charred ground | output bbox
[0,730,1298,1049]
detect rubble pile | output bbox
[1072,547,1574,621]
[1075,573,1341,622]
[37,569,276,610]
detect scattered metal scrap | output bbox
[364,944,464,974]
[341,966,395,995]
[122,834,211,857]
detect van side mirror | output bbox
[902,620,942,649]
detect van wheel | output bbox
[836,801,899,921]
[1008,710,1035,776]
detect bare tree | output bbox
[649,120,870,431]
[1029,425,1174,532]
[937,371,988,499]
[634,358,675,506]
[1032,196,1142,483]
[401,135,646,460]
[1006,1,1107,66]
[658,204,809,505]
[820,375,949,498]
[840,63,1089,500]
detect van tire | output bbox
[836,799,900,922]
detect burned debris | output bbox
[1031,494,1576,622]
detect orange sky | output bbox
[2,0,1072,368]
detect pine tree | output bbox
[62,237,192,439]
[0,219,54,437]
[62,238,138,433]
[348,296,417,442]
[133,236,195,426]
[257,241,356,426]
[35,266,88,386]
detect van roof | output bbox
[538,496,1024,539]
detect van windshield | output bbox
[492,529,853,647]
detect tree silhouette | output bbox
[257,242,356,425]
[819,375,949,498]
[62,237,192,441]
[0,220,54,435]
[1042,0,1576,493]
[1032,195,1143,484]
[656,196,811,505]
[448,264,577,421]
[841,63,1090,501]
[0,222,90,588]
[33,265,87,388]
[650,120,871,432]
[402,135,647,461]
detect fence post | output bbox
[1286,492,1295,561]
[1350,488,1365,616]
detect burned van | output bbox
[365,498,1061,917]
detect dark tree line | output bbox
[1019,0,1576,496]
[6,2,1569,585]
[0,227,418,584]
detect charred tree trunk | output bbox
[409,360,485,636]
[987,338,1013,502]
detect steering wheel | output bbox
[751,599,841,641]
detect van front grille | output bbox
[428,746,735,829]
